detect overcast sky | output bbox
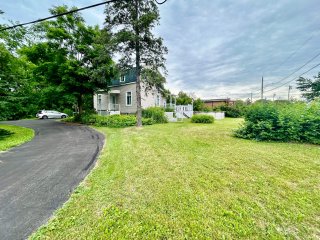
[1,0,320,100]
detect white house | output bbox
[93,69,166,115]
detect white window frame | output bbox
[156,95,160,106]
[120,75,126,82]
[98,94,102,105]
[126,91,132,106]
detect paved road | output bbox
[0,120,104,240]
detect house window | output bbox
[156,95,160,106]
[126,91,132,106]
[98,94,102,106]
[120,75,126,82]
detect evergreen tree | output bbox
[104,0,168,126]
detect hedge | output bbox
[65,114,154,128]
[234,100,320,144]
[191,114,214,123]
[142,107,168,123]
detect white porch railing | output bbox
[175,104,193,119]
[175,104,193,112]
[109,103,120,111]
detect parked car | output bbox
[37,110,68,119]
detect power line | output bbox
[263,50,320,89]
[155,0,168,4]
[0,0,168,32]
[264,35,315,85]
[249,34,320,93]
[0,0,120,31]
[264,61,320,93]
[252,49,320,95]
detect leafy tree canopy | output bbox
[296,73,320,101]
[176,91,192,105]
[23,5,115,113]
[193,98,205,111]
[141,68,166,93]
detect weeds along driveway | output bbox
[0,119,104,240]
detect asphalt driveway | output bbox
[0,120,104,240]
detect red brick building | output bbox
[203,98,236,108]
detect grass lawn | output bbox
[30,118,320,239]
[0,124,34,151]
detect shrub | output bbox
[234,101,320,144]
[142,107,168,123]
[212,101,248,118]
[191,114,214,123]
[62,116,75,123]
[62,108,74,117]
[66,113,154,128]
[95,115,137,128]
[219,105,243,118]
[142,118,154,125]
[164,106,174,112]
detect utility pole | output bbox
[288,85,292,101]
[250,92,253,103]
[261,76,264,100]
[273,93,276,101]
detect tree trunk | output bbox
[136,70,142,127]
[77,94,83,115]
[135,0,142,127]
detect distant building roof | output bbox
[203,98,235,103]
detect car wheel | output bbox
[42,115,48,119]
[61,115,67,119]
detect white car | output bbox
[37,110,68,119]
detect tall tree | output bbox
[297,74,320,101]
[193,98,205,111]
[0,15,36,120]
[176,91,192,105]
[104,0,168,127]
[24,6,115,114]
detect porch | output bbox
[96,90,121,115]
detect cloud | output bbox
[1,0,320,100]
[158,0,320,99]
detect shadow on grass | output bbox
[0,128,14,140]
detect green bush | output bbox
[164,106,174,112]
[212,101,248,118]
[62,116,75,123]
[219,105,243,118]
[142,107,168,123]
[235,101,320,144]
[66,113,154,128]
[62,108,74,117]
[191,114,214,123]
[142,118,154,125]
[95,115,136,128]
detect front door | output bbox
[111,95,116,105]
[111,95,117,110]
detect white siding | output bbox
[94,82,165,114]
[93,93,108,111]
[113,83,137,114]
[141,84,165,109]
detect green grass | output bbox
[30,119,320,239]
[0,124,34,151]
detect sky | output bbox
[1,0,320,100]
